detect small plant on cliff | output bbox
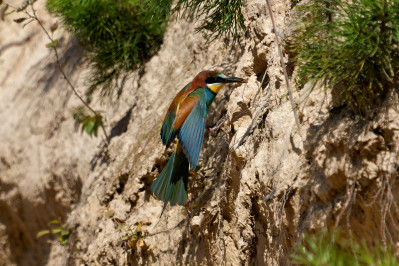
[108,214,147,249]
[153,0,245,44]
[120,223,146,249]
[3,0,110,142]
[171,0,246,44]
[291,229,399,265]
[291,0,399,114]
[72,107,104,137]
[46,0,172,97]
[37,220,70,245]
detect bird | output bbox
[151,70,247,215]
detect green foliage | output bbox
[170,0,246,44]
[45,39,58,48]
[291,0,399,113]
[72,107,103,137]
[46,0,245,97]
[108,213,146,249]
[36,220,70,245]
[120,223,146,248]
[47,0,171,97]
[291,229,399,265]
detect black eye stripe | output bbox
[205,77,215,83]
[206,76,223,83]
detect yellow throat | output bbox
[207,83,225,94]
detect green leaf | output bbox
[85,120,94,135]
[36,230,51,238]
[51,228,62,234]
[92,121,99,137]
[57,233,69,245]
[60,230,69,236]
[49,220,60,224]
[45,39,58,48]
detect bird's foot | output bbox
[206,115,227,133]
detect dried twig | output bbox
[24,3,109,144]
[265,0,300,130]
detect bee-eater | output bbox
[151,70,247,215]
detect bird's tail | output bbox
[151,141,189,217]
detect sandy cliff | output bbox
[0,0,398,265]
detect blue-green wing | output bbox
[160,83,191,146]
[161,110,177,146]
[178,88,207,169]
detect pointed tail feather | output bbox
[152,152,175,201]
[151,142,189,217]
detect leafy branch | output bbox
[47,0,171,97]
[72,107,104,137]
[36,219,70,245]
[291,0,399,114]
[5,0,109,143]
[170,0,246,45]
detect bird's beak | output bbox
[223,76,248,84]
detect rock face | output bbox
[1,0,398,265]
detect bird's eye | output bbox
[206,76,223,84]
[205,77,217,83]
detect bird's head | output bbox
[203,72,247,94]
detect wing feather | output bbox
[160,83,191,146]
[178,89,207,169]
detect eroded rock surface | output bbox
[0,0,398,265]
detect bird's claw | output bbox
[206,115,227,133]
